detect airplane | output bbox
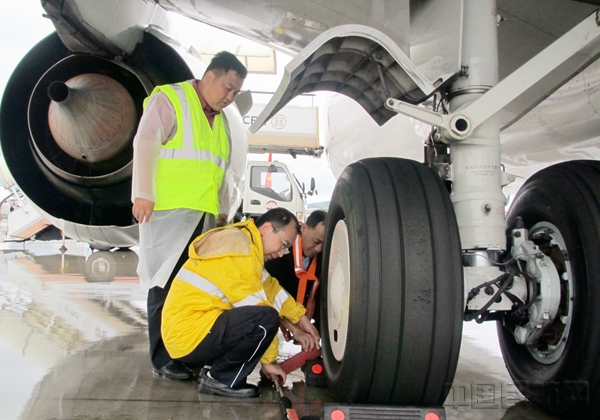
[2,1,600,418]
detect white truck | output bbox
[241,160,316,222]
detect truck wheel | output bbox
[320,157,463,405]
[500,160,600,418]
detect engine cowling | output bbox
[0,31,195,247]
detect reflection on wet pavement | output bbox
[0,240,329,420]
[0,240,562,420]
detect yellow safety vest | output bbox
[145,81,231,214]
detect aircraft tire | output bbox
[499,160,600,418]
[320,157,463,405]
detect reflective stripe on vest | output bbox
[293,235,303,269]
[273,288,290,312]
[158,148,227,171]
[177,266,271,309]
[292,235,319,304]
[263,267,291,311]
[177,267,230,304]
[234,290,269,308]
[149,81,230,213]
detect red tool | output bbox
[279,348,322,375]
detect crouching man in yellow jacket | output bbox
[162,207,320,398]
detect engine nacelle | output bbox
[0,31,195,248]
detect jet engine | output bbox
[0,31,195,248]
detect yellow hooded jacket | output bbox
[162,219,306,363]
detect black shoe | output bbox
[199,365,211,379]
[198,371,259,398]
[153,360,195,380]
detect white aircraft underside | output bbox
[161,0,600,185]
[2,0,600,417]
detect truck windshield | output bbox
[250,165,293,202]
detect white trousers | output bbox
[137,208,215,289]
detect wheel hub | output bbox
[511,221,573,364]
[526,222,573,364]
[328,219,350,361]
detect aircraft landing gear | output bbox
[321,157,463,405]
[499,160,600,418]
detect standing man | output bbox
[265,210,327,334]
[132,51,248,380]
[162,207,320,398]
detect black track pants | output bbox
[178,306,280,389]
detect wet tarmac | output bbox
[0,240,562,420]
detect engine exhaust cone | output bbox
[47,73,136,163]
